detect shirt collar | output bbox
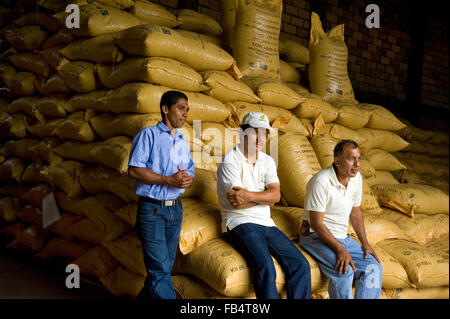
[328,165,355,189]
[157,121,183,139]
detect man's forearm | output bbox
[247,188,280,206]
[312,222,346,253]
[128,166,171,186]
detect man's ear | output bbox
[162,105,168,115]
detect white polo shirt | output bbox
[304,165,363,239]
[217,145,280,232]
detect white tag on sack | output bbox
[42,191,61,229]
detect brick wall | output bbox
[153,0,449,120]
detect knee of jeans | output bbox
[258,261,277,280]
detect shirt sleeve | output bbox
[217,155,244,194]
[304,180,327,213]
[186,151,195,178]
[265,156,280,186]
[128,129,152,168]
[352,174,363,207]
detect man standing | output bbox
[217,112,311,299]
[299,139,382,299]
[128,91,195,299]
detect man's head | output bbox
[333,139,361,178]
[160,91,189,129]
[240,112,272,153]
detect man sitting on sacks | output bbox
[299,139,383,299]
[217,111,311,299]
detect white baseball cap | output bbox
[241,112,272,131]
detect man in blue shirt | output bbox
[128,90,195,299]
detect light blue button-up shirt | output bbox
[128,121,195,200]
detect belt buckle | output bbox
[164,200,174,206]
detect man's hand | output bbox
[228,186,251,208]
[362,244,381,263]
[168,165,193,189]
[335,247,356,275]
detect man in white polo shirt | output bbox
[217,112,311,299]
[299,139,382,299]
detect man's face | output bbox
[334,145,361,178]
[242,127,269,153]
[163,98,189,129]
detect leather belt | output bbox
[139,196,179,207]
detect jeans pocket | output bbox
[140,202,160,217]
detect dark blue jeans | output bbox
[227,223,311,299]
[135,199,182,299]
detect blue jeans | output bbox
[227,223,311,299]
[299,233,382,299]
[135,199,182,299]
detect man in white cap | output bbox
[216,112,311,299]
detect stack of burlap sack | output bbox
[0,0,448,299]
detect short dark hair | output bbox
[160,90,188,121]
[334,139,359,158]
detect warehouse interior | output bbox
[0,0,448,300]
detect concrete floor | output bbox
[0,244,113,299]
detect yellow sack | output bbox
[115,202,137,226]
[271,206,306,239]
[5,96,46,123]
[177,30,222,47]
[424,142,449,158]
[102,232,146,276]
[185,168,220,208]
[365,171,399,187]
[331,100,371,129]
[359,103,406,131]
[68,218,108,244]
[348,215,414,245]
[65,90,109,113]
[228,101,309,136]
[34,94,68,118]
[99,83,230,124]
[56,60,99,93]
[277,133,322,207]
[20,184,52,209]
[310,133,338,169]
[78,164,119,192]
[0,113,32,138]
[357,128,410,152]
[318,123,367,146]
[129,0,180,28]
[201,71,261,103]
[291,93,339,123]
[8,71,36,96]
[100,266,144,297]
[114,24,237,72]
[382,287,449,299]
[372,184,449,216]
[0,197,21,223]
[9,53,51,78]
[430,131,449,145]
[94,0,134,9]
[178,198,221,255]
[35,237,91,261]
[52,140,98,164]
[241,77,304,110]
[173,237,286,297]
[38,0,88,12]
[90,136,131,175]
[35,73,72,95]
[308,12,356,103]
[54,111,96,142]
[280,60,301,83]
[60,33,124,64]
[5,26,48,51]
[279,39,310,64]
[377,238,449,288]
[46,212,82,241]
[175,9,222,37]
[364,149,406,172]
[270,207,300,240]
[96,57,208,92]
[372,244,415,289]
[78,193,132,241]
[42,28,75,50]
[8,225,45,253]
[361,178,383,215]
[73,245,120,278]
[380,208,449,245]
[14,10,60,33]
[38,46,66,70]
[219,0,236,51]
[195,122,239,158]
[173,275,235,299]
[41,160,85,198]
[21,161,51,184]
[0,157,26,182]
[53,3,142,37]
[232,0,282,79]
[1,138,39,160]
